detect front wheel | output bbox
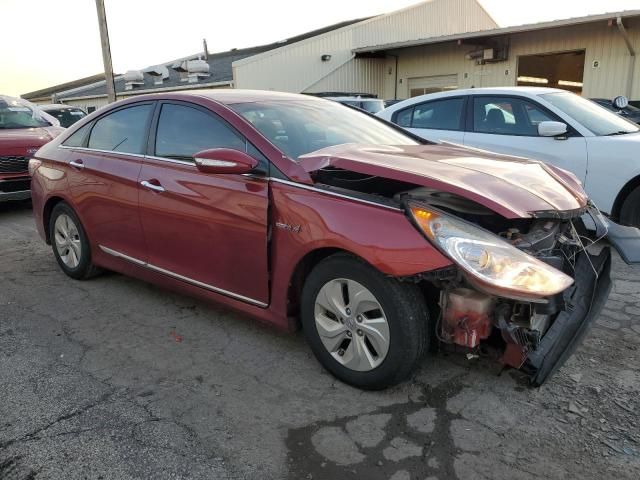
[619,186,640,227]
[300,254,429,390]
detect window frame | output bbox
[147,100,268,174]
[467,94,582,138]
[391,95,468,132]
[80,101,156,154]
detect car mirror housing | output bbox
[538,121,568,137]
[193,148,258,174]
[613,95,629,110]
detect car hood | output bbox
[298,143,588,219]
[0,126,63,150]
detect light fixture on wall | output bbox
[321,54,331,62]
[517,76,548,84]
[558,80,584,87]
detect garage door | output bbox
[408,74,458,97]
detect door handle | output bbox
[140,180,165,192]
[69,159,84,169]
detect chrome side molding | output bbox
[98,245,268,308]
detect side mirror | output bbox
[613,96,629,110]
[538,121,568,137]
[193,148,258,174]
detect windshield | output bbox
[0,95,55,129]
[360,100,385,114]
[44,107,86,128]
[231,100,418,159]
[541,92,639,136]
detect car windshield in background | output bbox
[360,100,385,114]
[541,92,640,136]
[44,108,86,128]
[231,100,418,159]
[0,102,51,129]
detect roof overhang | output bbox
[353,10,640,54]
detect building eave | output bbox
[353,9,640,53]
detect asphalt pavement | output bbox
[1,201,639,480]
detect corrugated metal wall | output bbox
[352,0,497,50]
[233,0,497,95]
[233,28,356,92]
[305,58,385,95]
[390,17,640,100]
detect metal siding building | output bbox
[377,14,640,100]
[232,0,498,94]
[234,3,640,103]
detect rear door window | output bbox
[154,103,246,161]
[394,98,465,131]
[88,104,153,154]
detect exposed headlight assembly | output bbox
[408,202,574,301]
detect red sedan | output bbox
[0,96,63,202]
[31,90,619,389]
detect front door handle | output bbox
[140,180,165,193]
[69,159,84,169]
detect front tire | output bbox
[300,254,429,390]
[619,186,640,227]
[49,202,100,280]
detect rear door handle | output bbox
[69,159,84,169]
[140,180,165,193]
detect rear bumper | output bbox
[522,247,612,385]
[0,176,31,202]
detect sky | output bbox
[1,0,640,97]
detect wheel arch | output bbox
[42,195,67,244]
[611,174,640,221]
[286,247,365,329]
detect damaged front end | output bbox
[405,198,612,385]
[298,143,623,385]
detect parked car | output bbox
[325,96,386,114]
[40,104,87,128]
[591,97,640,124]
[378,87,640,226]
[32,90,633,389]
[0,95,63,202]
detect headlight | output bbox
[408,202,574,300]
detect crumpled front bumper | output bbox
[521,247,612,386]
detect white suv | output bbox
[378,87,640,226]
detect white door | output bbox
[395,96,466,145]
[463,95,588,181]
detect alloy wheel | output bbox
[314,278,390,371]
[54,213,82,268]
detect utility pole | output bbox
[95,0,116,103]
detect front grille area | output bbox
[0,178,30,193]
[0,155,29,173]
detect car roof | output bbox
[378,86,568,115]
[327,97,383,102]
[190,89,325,105]
[415,86,566,98]
[40,104,84,110]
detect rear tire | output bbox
[49,202,101,280]
[619,186,640,227]
[300,253,429,390]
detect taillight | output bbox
[28,158,42,176]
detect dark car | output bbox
[592,98,640,124]
[40,104,87,128]
[0,95,64,202]
[30,89,633,389]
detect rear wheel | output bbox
[50,202,101,280]
[619,186,640,227]
[300,254,429,390]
